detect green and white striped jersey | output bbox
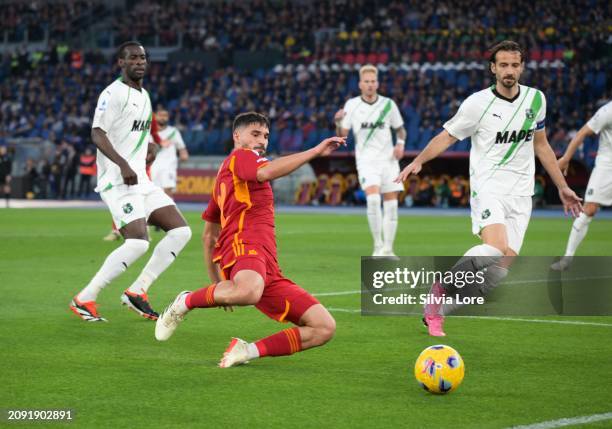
[152,125,186,170]
[587,100,612,168]
[444,84,546,197]
[341,95,404,162]
[92,78,153,192]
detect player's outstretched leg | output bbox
[219,304,336,368]
[551,204,597,271]
[423,243,504,336]
[123,206,191,320]
[155,271,263,341]
[71,222,150,322]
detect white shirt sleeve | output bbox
[340,99,354,131]
[587,102,612,135]
[535,90,547,132]
[173,129,186,150]
[92,88,119,133]
[389,100,404,129]
[443,97,479,140]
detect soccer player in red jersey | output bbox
[155,112,346,367]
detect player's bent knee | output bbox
[124,238,150,257]
[168,225,192,243]
[317,318,336,345]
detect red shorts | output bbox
[222,254,319,325]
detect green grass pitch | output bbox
[1,209,611,428]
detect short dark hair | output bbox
[116,41,144,60]
[489,40,525,63]
[232,112,270,132]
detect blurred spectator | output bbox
[0,145,13,205]
[415,176,434,206]
[78,147,96,198]
[434,177,450,208]
[449,176,467,207]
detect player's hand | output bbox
[315,136,347,157]
[557,156,570,176]
[120,162,138,185]
[395,161,422,183]
[558,186,582,217]
[220,305,234,312]
[334,109,345,125]
[393,144,405,160]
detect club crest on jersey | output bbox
[525,108,535,120]
[131,119,151,132]
[122,203,133,214]
[481,209,491,220]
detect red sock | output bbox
[185,284,217,309]
[255,327,302,357]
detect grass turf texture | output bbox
[1,208,611,429]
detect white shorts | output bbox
[470,194,532,254]
[356,159,404,194]
[151,166,177,190]
[585,165,612,206]
[100,181,175,228]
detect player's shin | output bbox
[382,199,398,254]
[366,194,383,253]
[253,327,303,358]
[77,239,150,302]
[128,226,192,294]
[565,212,592,257]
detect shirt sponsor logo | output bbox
[495,129,535,144]
[131,119,152,132]
[361,121,386,130]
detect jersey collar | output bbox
[360,95,379,105]
[491,85,521,103]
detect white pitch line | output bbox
[325,307,612,327]
[313,274,612,297]
[504,412,612,429]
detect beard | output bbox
[500,76,517,89]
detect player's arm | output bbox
[178,148,189,162]
[91,127,138,185]
[256,136,346,182]
[534,130,582,216]
[334,108,349,137]
[557,124,595,175]
[202,220,223,283]
[395,130,457,182]
[394,126,407,160]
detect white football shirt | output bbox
[151,125,186,171]
[444,84,546,197]
[341,95,404,163]
[587,100,612,168]
[92,78,153,192]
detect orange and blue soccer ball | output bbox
[414,345,465,394]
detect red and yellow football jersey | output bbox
[202,148,276,269]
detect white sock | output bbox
[565,213,592,257]
[246,343,260,360]
[440,244,504,315]
[382,199,398,252]
[77,239,150,302]
[128,226,192,294]
[366,194,383,250]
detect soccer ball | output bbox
[414,344,465,394]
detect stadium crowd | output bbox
[1,0,610,203]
